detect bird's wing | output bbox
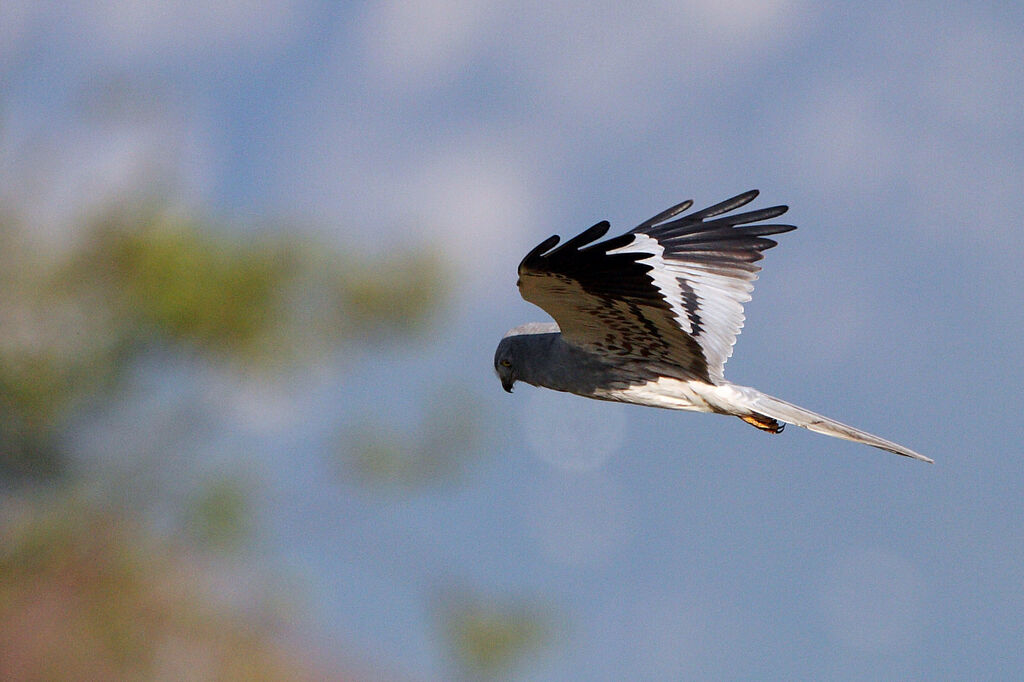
[517,190,794,383]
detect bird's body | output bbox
[498,323,750,414]
[495,190,932,463]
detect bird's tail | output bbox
[740,389,933,463]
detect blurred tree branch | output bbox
[0,494,335,680]
[0,205,447,482]
[436,587,555,680]
[0,83,554,679]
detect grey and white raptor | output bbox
[494,190,932,463]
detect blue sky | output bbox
[4,1,1024,679]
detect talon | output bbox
[740,413,785,434]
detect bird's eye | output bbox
[501,359,511,367]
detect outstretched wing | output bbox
[517,190,794,383]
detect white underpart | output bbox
[595,376,756,413]
[608,233,756,383]
[594,377,933,462]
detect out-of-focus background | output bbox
[2,2,1023,679]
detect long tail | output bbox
[742,390,933,463]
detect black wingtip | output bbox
[518,234,561,274]
[688,190,761,221]
[553,220,610,254]
[525,234,560,259]
[756,223,797,236]
[727,204,790,225]
[636,199,695,230]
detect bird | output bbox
[493,190,932,463]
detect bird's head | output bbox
[493,336,517,393]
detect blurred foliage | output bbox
[68,210,448,357]
[184,477,252,551]
[0,207,447,482]
[0,192,555,676]
[0,90,553,681]
[80,217,298,355]
[0,495,332,681]
[341,385,482,488]
[439,591,553,679]
[336,251,450,338]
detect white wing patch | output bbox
[676,262,757,383]
[609,233,758,383]
[608,234,694,334]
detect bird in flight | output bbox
[494,190,931,463]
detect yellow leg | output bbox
[740,413,785,434]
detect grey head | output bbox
[493,322,559,393]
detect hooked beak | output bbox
[501,377,515,393]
